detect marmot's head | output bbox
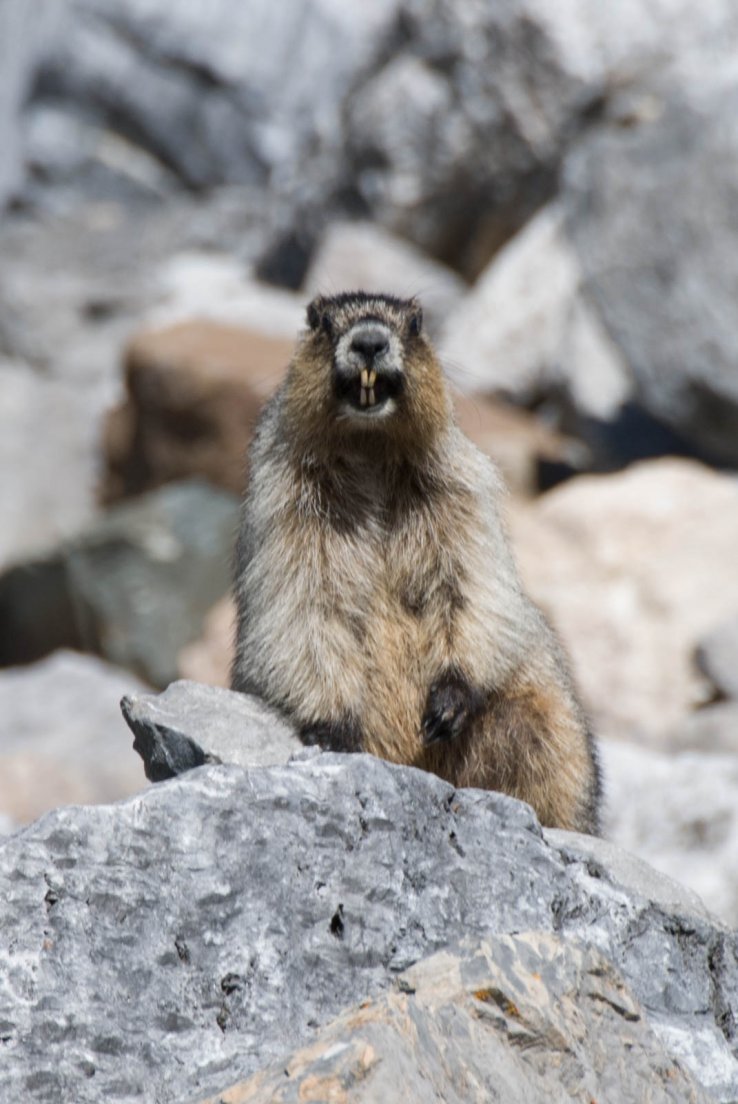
[285,292,450,456]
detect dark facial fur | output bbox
[283,292,449,459]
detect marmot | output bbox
[231,292,601,834]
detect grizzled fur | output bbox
[232,292,601,833]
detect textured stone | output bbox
[1,753,736,1103]
[121,679,302,781]
[203,932,709,1104]
[101,320,292,502]
[0,481,239,686]
[0,651,148,824]
[510,459,738,741]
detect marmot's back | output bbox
[232,292,601,834]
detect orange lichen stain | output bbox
[473,988,520,1018]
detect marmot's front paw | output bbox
[421,673,482,746]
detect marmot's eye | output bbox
[409,309,423,337]
[321,313,333,337]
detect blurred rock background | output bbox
[1,0,737,922]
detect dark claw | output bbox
[421,673,482,746]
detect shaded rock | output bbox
[178,596,235,688]
[203,932,708,1104]
[601,737,738,929]
[121,679,301,782]
[696,615,738,703]
[13,0,733,279]
[303,221,466,340]
[1,752,737,1102]
[341,0,738,277]
[18,0,402,206]
[101,320,292,502]
[0,480,239,686]
[0,650,148,824]
[438,202,705,474]
[510,459,738,741]
[563,61,738,467]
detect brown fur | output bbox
[232,292,601,833]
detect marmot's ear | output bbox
[306,298,322,331]
[408,304,423,337]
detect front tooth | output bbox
[368,388,376,406]
[360,387,368,406]
[361,368,369,389]
[367,369,377,388]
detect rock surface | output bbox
[0,481,239,686]
[0,650,148,824]
[1,751,737,1103]
[123,680,738,931]
[122,680,301,782]
[203,932,709,1104]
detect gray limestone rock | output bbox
[203,932,710,1104]
[0,752,736,1102]
[0,481,239,686]
[121,679,302,781]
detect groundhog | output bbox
[231,291,601,834]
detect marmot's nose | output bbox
[350,327,390,363]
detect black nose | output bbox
[350,327,389,362]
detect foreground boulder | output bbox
[2,725,737,1101]
[202,933,708,1103]
[125,681,738,930]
